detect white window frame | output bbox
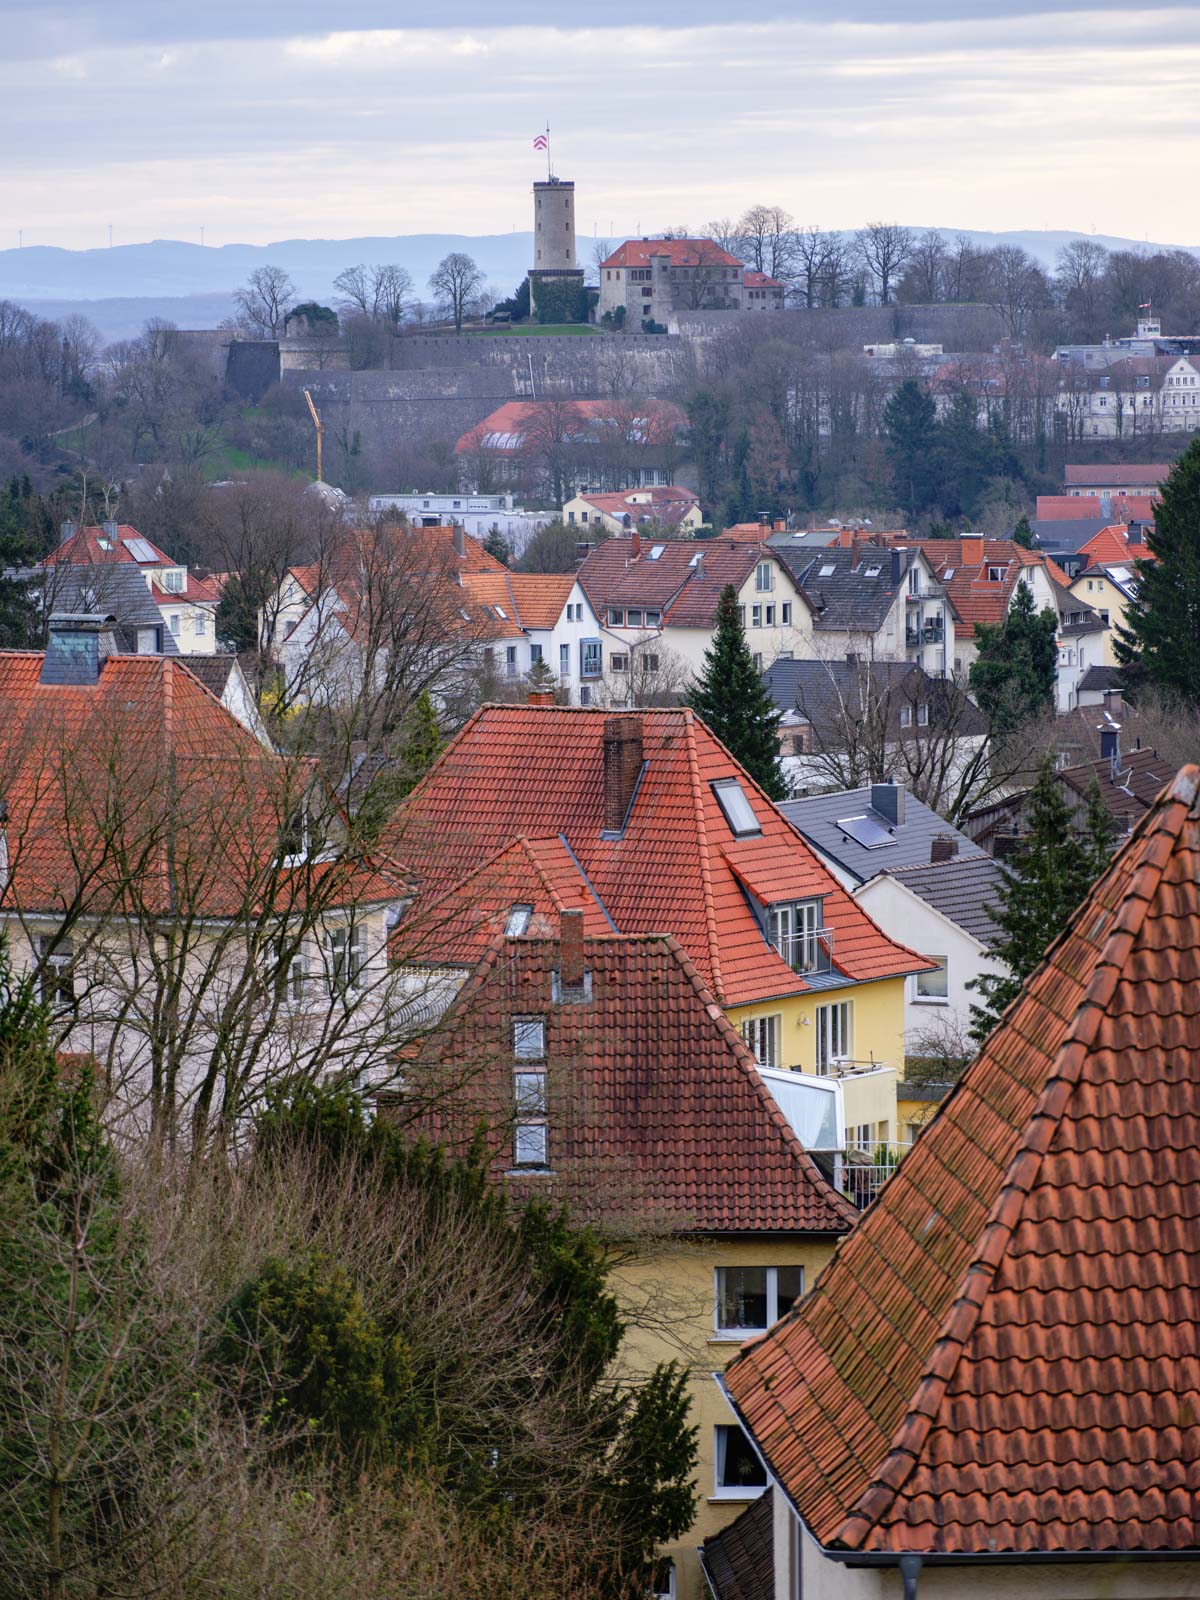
[168,613,180,636]
[781,601,792,624]
[815,1000,852,1073]
[513,1067,548,1168]
[559,642,570,675]
[610,653,628,673]
[38,935,76,1010]
[327,924,367,995]
[513,1016,546,1059]
[714,1264,806,1339]
[287,948,307,1005]
[768,900,820,972]
[713,1423,768,1499]
[755,560,773,592]
[741,1013,780,1070]
[161,569,184,593]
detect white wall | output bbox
[854,874,1001,1057]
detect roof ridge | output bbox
[683,708,726,1004]
[832,768,1198,1549]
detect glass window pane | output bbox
[916,958,948,998]
[513,1018,545,1058]
[717,1267,768,1331]
[776,1266,805,1319]
[514,1071,545,1114]
[716,1424,766,1489]
[514,1123,547,1167]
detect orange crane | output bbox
[303,387,324,482]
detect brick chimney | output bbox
[559,908,585,988]
[930,834,959,864]
[602,715,644,833]
[961,531,985,563]
[452,523,466,559]
[527,689,555,706]
[630,527,642,559]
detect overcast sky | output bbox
[4,2,1198,250]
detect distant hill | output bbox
[5,227,1197,343]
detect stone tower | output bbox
[529,177,584,321]
[533,176,577,271]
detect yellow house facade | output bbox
[1069,563,1139,666]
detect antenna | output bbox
[200,225,205,248]
[108,223,113,248]
[303,387,325,483]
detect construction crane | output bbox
[303,387,324,482]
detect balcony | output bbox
[906,619,944,649]
[775,926,835,975]
[833,1140,915,1210]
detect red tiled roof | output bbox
[456,398,686,456]
[1037,494,1158,522]
[0,651,400,918]
[600,237,742,270]
[1064,463,1172,488]
[409,930,857,1234]
[700,1492,776,1600]
[1077,524,1155,567]
[743,270,784,290]
[573,486,699,530]
[42,524,174,568]
[387,706,929,1010]
[576,536,804,629]
[725,766,1200,1555]
[504,573,576,630]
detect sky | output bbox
[3,1,1199,251]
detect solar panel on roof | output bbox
[837,814,895,849]
[122,538,157,562]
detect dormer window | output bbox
[505,903,533,936]
[768,901,826,973]
[161,570,184,593]
[712,778,760,837]
[987,565,1006,582]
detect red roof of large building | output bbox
[1064,462,1172,489]
[409,929,857,1235]
[576,535,806,630]
[456,398,686,456]
[1076,523,1154,567]
[725,766,1200,1556]
[572,485,700,530]
[600,237,743,271]
[744,271,784,291]
[1037,494,1158,522]
[387,705,929,1011]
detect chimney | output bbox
[559,908,585,989]
[961,532,984,559]
[452,523,466,559]
[527,689,555,706]
[871,781,905,828]
[602,715,644,833]
[60,520,76,541]
[774,519,786,532]
[102,518,119,540]
[630,527,642,559]
[930,834,959,864]
[40,613,117,687]
[1100,726,1119,762]
[1102,687,1124,716]
[890,548,904,586]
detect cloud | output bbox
[4,10,1199,249]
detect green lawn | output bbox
[203,444,309,481]
[469,323,600,337]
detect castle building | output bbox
[529,177,584,320]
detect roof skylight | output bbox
[505,903,533,936]
[818,563,836,577]
[712,778,761,837]
[648,545,666,560]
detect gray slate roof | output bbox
[777,784,986,885]
[773,545,912,633]
[881,854,1005,947]
[1078,664,1124,692]
[1030,518,1112,553]
[29,565,180,655]
[763,657,988,743]
[179,655,237,697]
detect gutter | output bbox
[712,1377,1200,1589]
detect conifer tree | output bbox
[883,378,939,516]
[1012,513,1034,549]
[968,580,1057,738]
[687,584,785,799]
[398,690,442,796]
[482,527,511,567]
[969,765,1114,1041]
[1114,437,1200,701]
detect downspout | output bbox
[899,1553,923,1600]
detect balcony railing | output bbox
[907,621,944,648]
[834,1141,915,1209]
[775,926,835,975]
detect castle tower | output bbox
[529,177,584,322]
[533,176,577,271]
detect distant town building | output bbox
[367,492,549,556]
[596,238,748,327]
[561,485,702,537]
[529,176,584,319]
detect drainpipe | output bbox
[899,1553,923,1600]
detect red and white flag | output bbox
[533,133,548,150]
[1139,301,1152,309]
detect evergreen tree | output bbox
[482,527,511,566]
[398,691,442,795]
[968,580,1057,737]
[969,765,1114,1041]
[687,584,786,800]
[215,569,262,653]
[883,379,939,516]
[1114,436,1200,701]
[1012,513,1034,549]
[0,477,54,648]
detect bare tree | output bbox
[899,230,947,304]
[855,222,913,306]
[1055,237,1110,339]
[429,253,484,333]
[985,244,1052,338]
[736,204,797,283]
[233,266,297,339]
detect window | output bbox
[559,642,570,674]
[580,639,601,677]
[714,1424,767,1497]
[168,614,180,636]
[505,645,518,677]
[737,605,746,626]
[643,653,660,672]
[916,957,949,1000]
[161,569,184,592]
[818,563,835,577]
[38,936,75,1009]
[755,561,772,592]
[626,609,643,627]
[713,778,760,837]
[899,706,913,728]
[765,604,775,626]
[645,609,661,626]
[529,643,543,666]
[917,703,930,726]
[611,653,628,672]
[908,567,920,595]
[781,602,791,624]
[769,901,821,972]
[751,604,762,628]
[741,1013,780,1070]
[505,904,533,936]
[328,925,366,994]
[580,686,591,705]
[287,950,306,1004]
[815,1001,852,1072]
[864,564,882,578]
[650,1560,676,1600]
[513,1016,546,1059]
[513,1070,548,1168]
[987,565,1006,582]
[715,1265,805,1335]
[194,611,207,636]
[609,608,625,626]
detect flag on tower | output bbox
[1139,301,1152,309]
[533,133,548,150]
